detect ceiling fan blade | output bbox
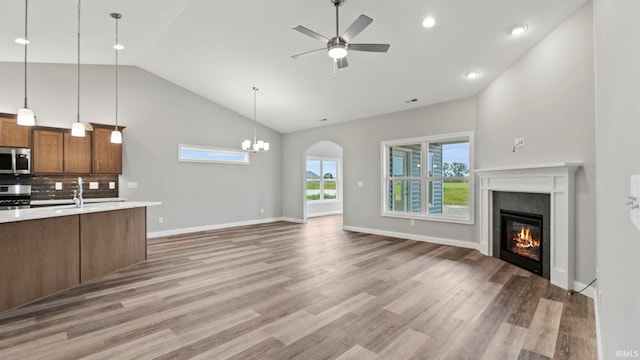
[291,48,326,59]
[336,57,348,69]
[293,25,330,43]
[342,15,373,42]
[349,43,390,52]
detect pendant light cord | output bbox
[76,0,81,124]
[23,0,28,108]
[253,87,258,143]
[115,15,119,131]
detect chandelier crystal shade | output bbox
[241,87,269,153]
[17,0,35,126]
[110,13,122,144]
[71,0,85,137]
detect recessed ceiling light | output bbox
[465,71,479,80]
[113,44,124,50]
[509,24,528,36]
[14,38,29,45]
[422,17,436,28]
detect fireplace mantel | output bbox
[476,162,582,289]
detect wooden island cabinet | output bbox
[0,202,157,313]
[0,113,30,148]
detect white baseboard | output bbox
[594,287,603,360]
[307,210,343,218]
[341,225,481,251]
[147,217,298,238]
[281,217,305,224]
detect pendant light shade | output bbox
[241,87,270,153]
[17,108,35,126]
[71,121,85,137]
[110,13,123,144]
[17,0,35,126]
[71,0,85,137]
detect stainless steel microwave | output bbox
[0,148,31,174]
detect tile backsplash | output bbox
[32,175,119,201]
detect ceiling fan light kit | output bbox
[292,0,390,70]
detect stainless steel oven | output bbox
[0,148,31,174]
[0,184,31,210]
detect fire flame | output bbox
[513,225,540,249]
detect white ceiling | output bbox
[0,0,588,133]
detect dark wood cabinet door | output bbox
[64,133,92,174]
[93,127,122,174]
[0,114,30,148]
[32,129,64,174]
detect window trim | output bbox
[178,144,250,165]
[380,131,474,225]
[306,156,341,203]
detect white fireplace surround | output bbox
[476,162,582,290]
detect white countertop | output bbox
[0,201,161,224]
[30,198,128,206]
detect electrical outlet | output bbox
[630,175,640,231]
[260,208,265,214]
[410,219,415,226]
[109,182,116,189]
[127,182,138,189]
[89,182,99,190]
[55,182,63,190]
[358,181,364,188]
[158,217,164,223]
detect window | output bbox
[178,144,249,165]
[382,132,473,224]
[306,158,339,201]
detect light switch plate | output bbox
[55,182,63,190]
[89,182,99,190]
[357,181,364,188]
[631,175,640,231]
[128,182,138,189]
[109,182,116,189]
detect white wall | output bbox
[305,141,343,218]
[283,97,478,247]
[0,63,283,233]
[476,3,596,284]
[594,0,640,355]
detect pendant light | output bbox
[17,0,35,126]
[110,13,122,144]
[241,87,270,153]
[71,0,85,137]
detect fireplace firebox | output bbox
[500,209,543,275]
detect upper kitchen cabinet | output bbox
[63,133,92,174]
[91,124,123,174]
[0,113,30,148]
[32,128,64,174]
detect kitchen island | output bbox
[0,201,160,313]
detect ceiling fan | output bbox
[291,0,390,70]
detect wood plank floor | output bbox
[0,215,597,359]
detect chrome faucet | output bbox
[73,177,84,208]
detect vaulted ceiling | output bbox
[0,0,588,133]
